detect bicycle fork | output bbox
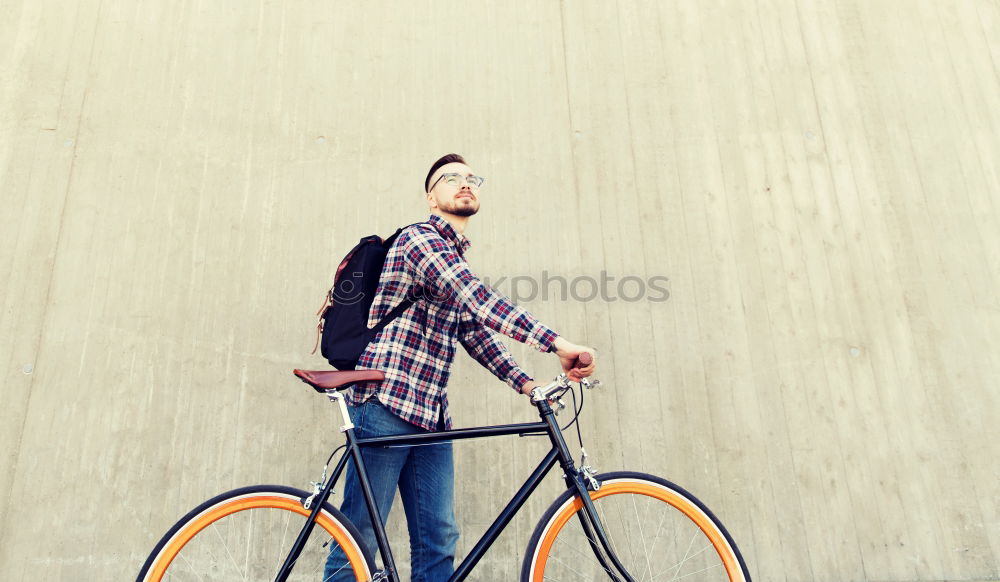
[538,401,639,582]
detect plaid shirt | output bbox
[345,214,559,431]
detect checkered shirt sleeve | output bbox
[458,305,535,392]
[403,229,558,351]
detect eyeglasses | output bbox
[429,172,486,191]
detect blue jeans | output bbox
[324,399,459,582]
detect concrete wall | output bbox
[1,0,998,580]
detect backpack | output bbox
[312,222,426,370]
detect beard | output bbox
[446,197,479,217]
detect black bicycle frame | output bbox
[274,399,638,582]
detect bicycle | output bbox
[137,353,752,581]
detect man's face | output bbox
[426,162,481,218]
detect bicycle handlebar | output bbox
[530,351,598,403]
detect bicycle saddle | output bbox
[293,369,385,393]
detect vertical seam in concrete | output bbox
[972,1,1000,89]
[612,0,663,476]
[0,0,105,550]
[930,0,1000,295]
[558,0,626,467]
[810,1,885,577]
[733,2,798,577]
[693,1,756,570]
[557,0,583,259]
[789,2,868,579]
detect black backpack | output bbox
[312,222,426,370]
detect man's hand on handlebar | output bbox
[552,337,596,382]
[519,337,597,396]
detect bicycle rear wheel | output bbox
[136,484,374,582]
[521,471,750,582]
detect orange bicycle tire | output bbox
[521,471,751,582]
[136,485,374,582]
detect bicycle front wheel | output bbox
[521,471,750,582]
[136,485,374,582]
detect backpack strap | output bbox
[311,291,330,355]
[371,298,415,333]
[367,220,430,334]
[383,220,433,246]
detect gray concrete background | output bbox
[2,0,998,580]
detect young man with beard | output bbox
[324,153,596,581]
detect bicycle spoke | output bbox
[241,508,255,582]
[275,508,292,579]
[660,531,716,582]
[632,493,654,580]
[652,562,723,582]
[175,551,208,582]
[596,499,623,561]
[544,554,592,579]
[556,528,615,577]
[614,496,638,567]
[665,528,700,582]
[549,537,608,580]
[322,561,351,582]
[598,498,642,580]
[645,499,669,552]
[212,518,247,579]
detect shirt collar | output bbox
[427,214,472,255]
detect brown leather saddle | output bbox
[293,369,385,393]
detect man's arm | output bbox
[457,306,535,392]
[402,227,557,352]
[458,318,599,395]
[402,225,597,387]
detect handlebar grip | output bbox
[574,352,593,368]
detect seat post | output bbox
[327,391,355,432]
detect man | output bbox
[324,153,596,581]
